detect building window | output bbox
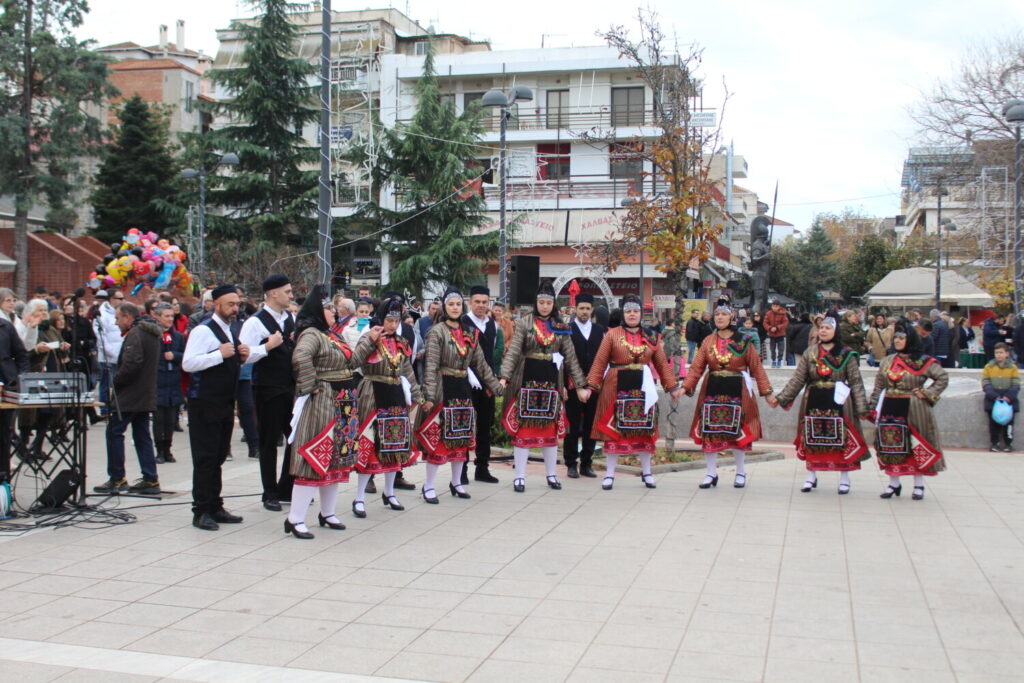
[610,142,645,193]
[439,93,456,111]
[538,143,570,181]
[185,80,194,113]
[414,40,429,56]
[546,89,569,129]
[611,86,645,126]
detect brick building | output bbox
[0,227,109,297]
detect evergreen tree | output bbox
[202,0,318,248]
[90,96,177,243]
[0,0,116,294]
[358,47,496,296]
[800,219,838,293]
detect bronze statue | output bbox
[749,215,772,314]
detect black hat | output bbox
[469,285,490,297]
[575,293,594,305]
[211,284,238,300]
[262,273,290,292]
[383,290,405,304]
[295,284,330,335]
[536,280,556,299]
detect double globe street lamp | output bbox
[181,152,240,287]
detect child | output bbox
[739,317,761,354]
[982,342,1020,452]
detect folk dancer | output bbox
[563,293,606,479]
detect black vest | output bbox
[252,308,295,389]
[463,314,497,365]
[399,321,416,350]
[188,318,240,404]
[569,321,606,376]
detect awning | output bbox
[864,267,994,308]
[703,262,725,284]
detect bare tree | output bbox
[909,32,1024,144]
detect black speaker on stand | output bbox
[508,255,540,308]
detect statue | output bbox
[748,215,772,314]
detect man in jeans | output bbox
[763,300,789,368]
[92,290,125,418]
[685,308,705,363]
[94,302,162,494]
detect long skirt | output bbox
[594,368,658,455]
[416,375,475,465]
[356,381,417,474]
[875,396,943,476]
[794,385,868,472]
[292,378,359,486]
[502,357,566,448]
[690,373,757,453]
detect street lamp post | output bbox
[1003,99,1024,316]
[181,152,239,287]
[482,85,533,304]
[934,184,949,310]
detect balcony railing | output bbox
[397,106,717,134]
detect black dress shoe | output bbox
[449,482,471,499]
[421,487,439,504]
[546,476,562,490]
[579,465,597,478]
[394,476,416,491]
[382,493,405,511]
[318,513,346,530]
[284,519,314,539]
[351,500,367,518]
[263,499,282,512]
[211,509,243,524]
[474,470,499,484]
[567,464,580,479]
[192,513,219,531]
[513,478,525,493]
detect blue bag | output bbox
[992,399,1013,426]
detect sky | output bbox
[76,0,1024,236]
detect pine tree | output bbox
[90,96,177,243]
[800,219,838,293]
[358,47,496,296]
[201,0,318,248]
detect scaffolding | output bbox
[979,166,1012,266]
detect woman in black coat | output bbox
[153,303,185,463]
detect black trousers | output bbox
[989,415,1014,446]
[189,399,234,516]
[253,387,294,502]
[153,405,178,443]
[563,392,598,468]
[471,388,495,472]
[0,410,13,482]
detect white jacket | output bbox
[94,302,123,363]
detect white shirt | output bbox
[239,305,293,365]
[467,312,490,334]
[93,302,124,363]
[575,319,593,340]
[183,314,235,373]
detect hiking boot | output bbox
[93,477,128,494]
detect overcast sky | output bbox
[77,0,1024,235]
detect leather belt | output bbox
[365,374,400,385]
[811,381,836,388]
[317,370,353,381]
[440,367,468,377]
[611,363,644,370]
[526,353,553,361]
[711,370,741,377]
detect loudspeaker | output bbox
[32,467,80,511]
[508,255,540,307]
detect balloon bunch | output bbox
[87,228,193,296]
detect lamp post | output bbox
[1003,99,1024,316]
[482,85,533,304]
[181,152,239,287]
[934,183,949,310]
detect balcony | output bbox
[479,174,669,211]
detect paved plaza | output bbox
[0,423,1022,682]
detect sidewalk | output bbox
[0,422,1021,681]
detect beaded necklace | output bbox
[619,328,647,361]
[447,322,473,357]
[378,335,406,369]
[711,332,745,366]
[533,318,555,347]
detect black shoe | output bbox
[192,513,219,531]
[277,436,284,447]
[174,424,184,433]
[284,519,314,539]
[546,476,562,490]
[579,465,597,478]
[318,513,346,530]
[449,482,471,499]
[421,487,439,504]
[1001,445,1014,453]
[263,499,282,512]
[474,469,499,484]
[351,500,367,518]
[880,484,902,499]
[365,479,377,494]
[394,476,416,491]
[88,413,104,426]
[155,455,166,464]
[211,509,243,524]
[164,453,176,463]
[382,493,405,511]
[248,446,260,459]
[734,473,747,489]
[912,486,925,500]
[128,478,161,494]
[93,477,128,494]
[990,445,1001,452]
[801,478,818,493]
[513,478,525,493]
[567,464,579,479]
[698,474,718,489]
[641,473,656,489]
[602,476,614,491]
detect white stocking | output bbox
[450,460,466,488]
[355,473,371,503]
[705,452,718,477]
[889,475,901,488]
[424,463,439,493]
[384,471,397,497]
[732,448,746,476]
[605,453,618,478]
[542,445,558,477]
[513,446,529,479]
[839,471,850,487]
[913,475,924,487]
[319,484,339,520]
[289,484,316,526]
[638,452,653,475]
[806,470,818,484]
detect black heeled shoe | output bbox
[546,476,562,490]
[513,478,525,493]
[912,486,925,500]
[351,500,367,518]
[641,473,656,489]
[698,474,718,489]
[318,513,345,530]
[879,484,902,499]
[449,482,471,499]
[602,476,614,491]
[801,478,818,493]
[733,473,747,489]
[421,487,439,504]
[382,493,405,511]
[284,519,314,539]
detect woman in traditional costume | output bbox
[682,298,774,489]
[774,311,871,495]
[285,286,373,539]
[586,294,684,490]
[869,318,949,500]
[416,287,504,503]
[498,280,589,493]
[351,295,424,517]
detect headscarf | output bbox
[893,317,924,358]
[295,284,330,335]
[373,294,404,327]
[533,279,557,319]
[620,294,642,315]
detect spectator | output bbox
[918,319,935,357]
[1014,314,1024,369]
[866,313,892,367]
[685,308,704,362]
[763,301,789,367]
[738,317,761,353]
[19,309,71,459]
[839,310,866,360]
[93,290,125,417]
[343,298,373,349]
[0,307,29,482]
[929,309,953,368]
[983,314,1005,362]
[492,301,515,355]
[172,299,190,335]
[787,312,812,361]
[982,342,1019,452]
[15,298,49,352]
[0,287,16,323]
[187,289,214,332]
[153,303,184,464]
[93,302,161,494]
[955,316,974,353]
